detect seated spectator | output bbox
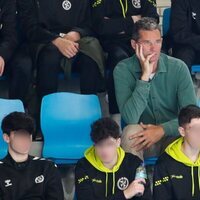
[91,0,158,123]
[75,117,151,200]
[16,0,105,101]
[153,105,200,200]
[170,0,200,71]
[0,0,17,80]
[0,0,33,107]
[114,17,197,160]
[8,10,34,107]
[0,112,64,199]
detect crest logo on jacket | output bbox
[4,179,12,187]
[132,0,141,9]
[192,12,197,20]
[62,0,71,10]
[35,175,44,184]
[117,177,129,190]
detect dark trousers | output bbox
[103,41,134,114]
[36,44,104,99]
[7,45,33,106]
[173,44,200,71]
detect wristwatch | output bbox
[59,33,65,38]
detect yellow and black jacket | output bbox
[75,146,152,200]
[153,137,200,200]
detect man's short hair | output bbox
[1,112,35,135]
[132,17,161,41]
[90,118,120,144]
[178,105,200,127]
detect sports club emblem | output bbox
[117,177,129,190]
[132,0,141,9]
[62,0,71,10]
[35,175,44,184]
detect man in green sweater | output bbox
[114,17,197,159]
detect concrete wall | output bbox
[157,0,171,28]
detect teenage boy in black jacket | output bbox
[0,112,64,200]
[153,105,200,200]
[91,0,159,120]
[16,0,104,100]
[170,0,200,71]
[75,117,152,200]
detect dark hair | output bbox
[178,105,200,127]
[132,17,160,41]
[90,118,120,144]
[1,112,35,135]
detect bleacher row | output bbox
[0,92,158,163]
[0,93,100,163]
[1,7,200,83]
[0,6,199,163]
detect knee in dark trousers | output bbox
[37,44,63,99]
[74,52,104,94]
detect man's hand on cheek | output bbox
[135,43,155,81]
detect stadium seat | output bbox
[144,156,158,165]
[162,7,171,37]
[0,98,24,159]
[191,65,200,73]
[41,92,102,164]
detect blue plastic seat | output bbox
[144,156,158,166]
[41,92,102,164]
[162,8,171,37]
[191,65,200,73]
[0,98,24,159]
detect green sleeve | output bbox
[114,61,151,124]
[161,62,197,136]
[161,119,179,136]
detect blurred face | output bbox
[3,130,32,155]
[132,29,162,64]
[94,137,121,164]
[179,118,200,150]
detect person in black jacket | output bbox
[170,0,200,71]
[0,0,17,77]
[91,0,159,120]
[75,117,152,200]
[0,0,33,108]
[153,105,200,200]
[16,0,104,100]
[0,112,64,200]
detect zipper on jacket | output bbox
[36,0,40,8]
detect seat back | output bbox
[162,8,171,36]
[41,92,102,163]
[0,99,24,158]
